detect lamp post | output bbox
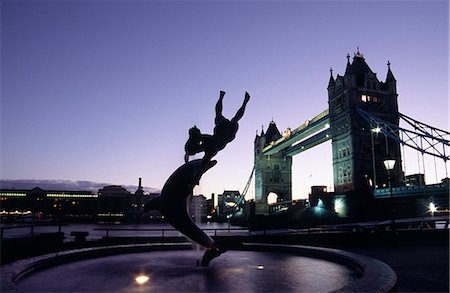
[226,213,232,232]
[383,159,396,235]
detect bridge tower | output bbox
[254,121,292,214]
[328,50,403,193]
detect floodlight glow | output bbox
[429,202,437,213]
[135,275,149,285]
[372,127,381,133]
[257,265,264,270]
[334,198,345,215]
[317,199,324,208]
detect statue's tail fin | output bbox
[143,196,162,213]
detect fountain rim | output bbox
[2,242,396,293]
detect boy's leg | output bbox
[231,92,250,123]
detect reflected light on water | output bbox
[135,275,149,285]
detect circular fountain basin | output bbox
[2,243,396,292]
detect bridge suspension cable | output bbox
[356,107,450,163]
[242,166,255,198]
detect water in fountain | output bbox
[15,250,359,292]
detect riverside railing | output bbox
[93,227,250,239]
[0,223,66,240]
[1,215,447,241]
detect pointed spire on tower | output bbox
[345,53,354,75]
[386,60,396,82]
[265,120,282,144]
[328,67,335,88]
[354,47,364,59]
[254,129,260,143]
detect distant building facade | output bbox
[0,178,160,222]
[405,174,425,186]
[188,194,208,222]
[97,185,131,221]
[0,187,98,220]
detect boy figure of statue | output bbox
[184,91,250,163]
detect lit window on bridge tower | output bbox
[361,94,380,103]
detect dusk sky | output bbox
[1,0,448,200]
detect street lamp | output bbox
[383,159,396,235]
[383,159,396,171]
[226,213,232,232]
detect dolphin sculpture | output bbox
[144,159,225,265]
[144,91,249,266]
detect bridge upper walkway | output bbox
[262,109,330,156]
[261,107,449,164]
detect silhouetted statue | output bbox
[145,159,217,247]
[184,91,250,163]
[145,91,250,266]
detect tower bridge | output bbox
[251,51,449,218]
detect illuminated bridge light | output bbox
[135,275,149,285]
[371,126,381,133]
[429,202,437,213]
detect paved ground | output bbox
[348,244,449,292]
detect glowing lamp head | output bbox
[257,265,264,270]
[135,275,149,285]
[383,159,396,171]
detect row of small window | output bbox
[338,146,350,158]
[361,95,381,103]
[339,165,352,171]
[267,164,285,170]
[47,193,98,198]
[338,165,352,180]
[0,192,26,197]
[268,177,284,183]
[338,178,352,184]
[98,213,124,217]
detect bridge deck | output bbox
[262,109,330,156]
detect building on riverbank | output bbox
[0,178,161,223]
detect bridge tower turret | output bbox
[254,121,292,215]
[328,50,403,193]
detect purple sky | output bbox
[1,0,448,199]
